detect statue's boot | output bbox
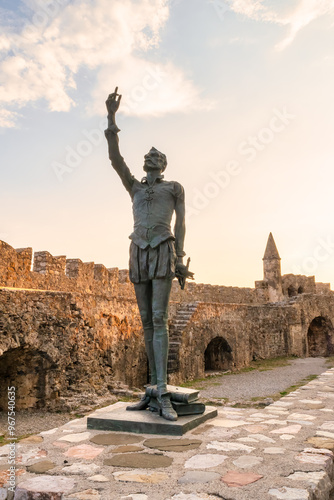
[126,393,150,411]
[156,391,178,421]
[153,330,178,421]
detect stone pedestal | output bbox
[87,401,217,436]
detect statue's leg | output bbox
[133,281,157,386]
[151,278,177,421]
[151,278,172,392]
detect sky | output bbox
[1,0,334,288]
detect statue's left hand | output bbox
[176,263,194,280]
[106,87,122,115]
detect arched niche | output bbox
[204,336,233,372]
[307,316,334,357]
[0,347,59,410]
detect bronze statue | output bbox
[105,88,193,421]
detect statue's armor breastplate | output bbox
[129,180,176,249]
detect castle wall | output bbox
[0,240,264,305]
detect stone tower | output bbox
[263,232,283,302]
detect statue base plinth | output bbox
[87,401,217,436]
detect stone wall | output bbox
[0,288,145,410]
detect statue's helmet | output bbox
[143,147,167,172]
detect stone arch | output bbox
[298,286,304,294]
[307,316,334,357]
[0,347,59,410]
[288,285,296,297]
[204,336,233,372]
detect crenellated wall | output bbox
[0,240,265,304]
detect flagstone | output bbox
[15,475,76,493]
[207,441,254,453]
[184,454,228,469]
[121,496,148,500]
[105,453,173,469]
[26,460,56,473]
[271,402,293,407]
[112,445,144,453]
[268,486,309,499]
[40,428,59,436]
[207,428,240,439]
[232,455,263,468]
[143,438,201,452]
[244,424,268,433]
[320,422,334,430]
[251,434,276,443]
[113,470,168,483]
[296,452,330,466]
[302,447,333,457]
[0,467,25,486]
[171,494,222,499]
[221,470,263,487]
[286,420,313,426]
[237,437,259,443]
[58,432,91,443]
[178,471,220,484]
[288,413,316,421]
[299,399,323,404]
[263,447,285,454]
[17,448,48,464]
[0,446,10,457]
[266,420,288,425]
[318,392,334,399]
[53,441,69,449]
[211,419,247,428]
[20,436,44,444]
[68,489,101,499]
[270,425,301,435]
[307,436,334,450]
[62,463,100,475]
[64,444,103,459]
[316,430,334,439]
[249,412,272,418]
[287,471,327,483]
[87,475,110,482]
[191,424,213,435]
[90,433,143,446]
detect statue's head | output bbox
[143,147,167,172]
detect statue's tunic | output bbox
[105,129,186,283]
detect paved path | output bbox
[200,357,328,401]
[1,363,334,499]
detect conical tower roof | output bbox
[263,232,280,260]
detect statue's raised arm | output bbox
[105,87,135,196]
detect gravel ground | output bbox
[0,410,72,438]
[199,356,328,401]
[0,357,329,437]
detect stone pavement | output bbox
[1,368,334,500]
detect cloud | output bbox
[90,58,213,117]
[226,0,334,50]
[0,0,210,128]
[0,108,19,128]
